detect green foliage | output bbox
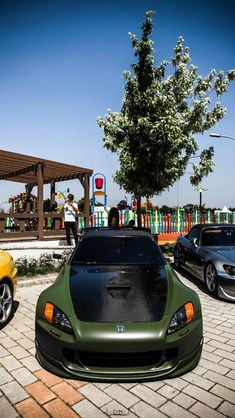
[15,249,73,276]
[97,10,235,198]
[159,243,174,256]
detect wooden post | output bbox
[37,162,44,240]
[84,174,90,227]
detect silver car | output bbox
[174,224,235,301]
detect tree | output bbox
[97,10,235,225]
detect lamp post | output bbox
[210,133,235,141]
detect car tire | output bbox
[0,280,13,329]
[174,245,182,269]
[204,263,218,296]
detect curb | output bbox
[16,273,57,287]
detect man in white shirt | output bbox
[59,194,79,245]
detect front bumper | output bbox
[35,321,203,382]
[218,276,235,301]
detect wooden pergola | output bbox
[0,150,93,240]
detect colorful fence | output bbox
[91,210,235,234]
[3,210,235,239]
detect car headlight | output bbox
[223,264,235,275]
[167,302,194,334]
[44,302,73,334]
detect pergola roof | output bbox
[0,149,93,185]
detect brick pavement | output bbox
[0,271,235,417]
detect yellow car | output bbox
[0,250,17,328]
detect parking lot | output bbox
[0,268,235,418]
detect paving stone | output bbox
[93,382,112,390]
[11,367,37,386]
[199,358,230,375]
[0,355,22,371]
[227,339,235,348]
[73,398,107,418]
[8,346,30,360]
[1,381,29,404]
[201,350,223,364]
[173,392,196,409]
[0,345,8,358]
[131,401,167,418]
[4,327,23,341]
[51,381,84,405]
[101,400,130,417]
[220,331,235,340]
[182,372,214,391]
[79,383,112,408]
[189,401,225,418]
[143,381,164,391]
[160,400,197,418]
[213,349,235,362]
[183,384,222,409]
[218,400,235,418]
[211,383,235,405]
[163,378,188,391]
[202,344,216,353]
[0,396,19,418]
[104,384,139,408]
[25,381,56,405]
[207,340,234,352]
[203,325,223,335]
[210,319,224,325]
[204,332,228,343]
[17,337,35,350]
[0,366,14,384]
[44,398,80,418]
[226,370,235,380]
[0,337,17,349]
[130,384,166,408]
[203,370,235,391]
[9,323,29,333]
[28,348,36,356]
[218,358,235,371]
[23,330,35,341]
[65,379,88,389]
[22,318,34,327]
[20,355,41,372]
[157,384,179,400]
[15,398,49,418]
[34,369,63,387]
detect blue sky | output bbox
[0,0,235,210]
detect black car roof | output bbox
[81,227,152,238]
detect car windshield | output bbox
[72,236,164,265]
[201,227,235,246]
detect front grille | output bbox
[63,348,177,368]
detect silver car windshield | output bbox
[201,227,235,246]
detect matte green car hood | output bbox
[69,265,168,323]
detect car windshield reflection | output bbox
[202,228,235,246]
[72,236,164,265]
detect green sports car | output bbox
[35,228,203,382]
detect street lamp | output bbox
[210,133,235,141]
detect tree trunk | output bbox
[136,195,142,227]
